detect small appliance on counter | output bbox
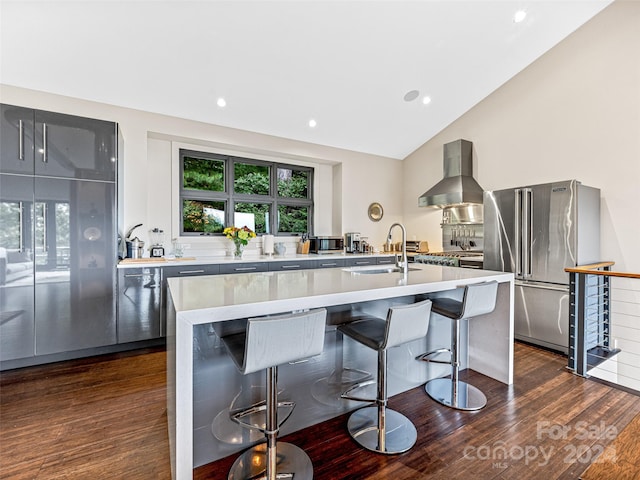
[149,228,165,258]
[309,236,344,254]
[344,232,361,253]
[125,223,144,259]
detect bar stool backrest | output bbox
[460,281,499,319]
[382,299,432,350]
[241,308,327,375]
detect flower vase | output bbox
[233,242,244,259]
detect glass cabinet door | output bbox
[0,174,35,361]
[0,104,35,175]
[34,110,116,181]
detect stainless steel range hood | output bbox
[418,139,485,208]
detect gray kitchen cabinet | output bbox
[1,104,116,181]
[268,260,316,271]
[34,177,117,355]
[345,257,377,267]
[376,256,396,265]
[314,258,346,269]
[118,268,162,343]
[0,175,35,361]
[219,262,269,275]
[1,104,34,175]
[163,264,220,278]
[1,104,118,369]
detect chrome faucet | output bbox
[387,222,408,275]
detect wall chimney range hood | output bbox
[418,139,485,208]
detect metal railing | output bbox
[566,262,640,393]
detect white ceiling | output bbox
[0,0,612,160]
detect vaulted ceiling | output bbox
[0,0,612,159]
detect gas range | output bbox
[414,251,484,268]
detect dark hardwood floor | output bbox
[1,343,639,479]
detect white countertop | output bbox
[167,264,513,325]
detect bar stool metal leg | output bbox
[346,349,418,454]
[425,318,487,411]
[228,366,313,480]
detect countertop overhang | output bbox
[167,264,513,325]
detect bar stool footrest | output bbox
[340,379,376,403]
[327,367,372,386]
[416,348,452,364]
[230,401,295,432]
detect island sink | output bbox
[342,265,421,274]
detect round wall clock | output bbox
[368,202,384,222]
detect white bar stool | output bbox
[220,308,327,480]
[338,299,432,454]
[417,281,498,411]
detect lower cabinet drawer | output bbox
[345,258,377,267]
[315,258,346,269]
[219,262,269,274]
[268,260,315,271]
[163,264,220,277]
[376,256,396,265]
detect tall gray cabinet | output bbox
[0,104,118,364]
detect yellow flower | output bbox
[223,226,256,246]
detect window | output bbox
[179,149,313,236]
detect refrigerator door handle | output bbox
[515,188,522,277]
[523,188,532,278]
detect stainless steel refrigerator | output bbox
[483,180,600,353]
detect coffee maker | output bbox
[344,232,361,253]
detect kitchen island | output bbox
[166,264,514,480]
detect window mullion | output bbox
[226,158,234,228]
[180,149,313,236]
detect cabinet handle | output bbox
[355,261,371,265]
[179,269,205,274]
[18,202,24,253]
[234,267,257,271]
[320,263,337,267]
[124,273,151,278]
[19,120,24,160]
[282,265,301,269]
[41,203,48,252]
[42,123,48,163]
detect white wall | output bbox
[404,0,640,273]
[2,1,636,263]
[0,85,402,255]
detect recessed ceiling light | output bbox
[308,119,317,128]
[217,97,226,108]
[422,96,432,105]
[404,90,420,102]
[514,10,527,23]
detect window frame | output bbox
[179,149,314,237]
